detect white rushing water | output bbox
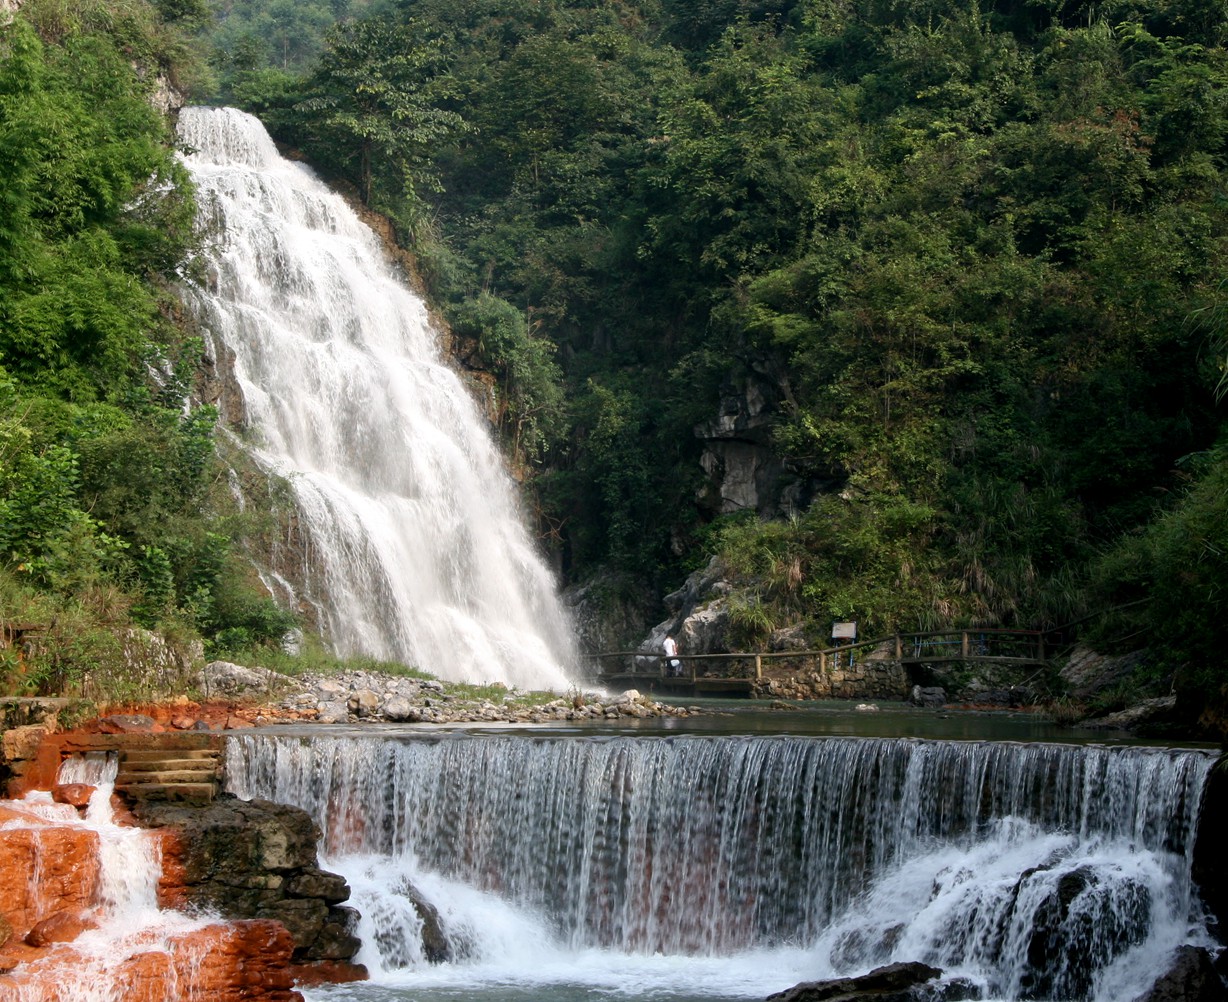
[3,757,215,1002]
[176,106,576,690]
[226,732,1218,1002]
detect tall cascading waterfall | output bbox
[226,732,1217,1001]
[176,106,575,689]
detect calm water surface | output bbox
[288,697,1207,748]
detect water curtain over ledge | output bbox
[177,106,576,690]
[226,732,1216,1000]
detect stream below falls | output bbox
[223,721,1219,1002]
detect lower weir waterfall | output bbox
[177,107,574,689]
[225,731,1218,1002]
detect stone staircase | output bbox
[60,732,225,803]
[115,747,222,803]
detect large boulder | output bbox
[1131,946,1225,1002]
[133,796,362,966]
[1017,864,1151,1001]
[1081,696,1179,731]
[910,686,947,708]
[635,558,734,668]
[1060,646,1150,701]
[766,962,976,1002]
[201,661,298,699]
[24,909,97,947]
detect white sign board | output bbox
[831,622,857,640]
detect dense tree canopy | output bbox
[219,0,1228,682]
[2,0,1226,706]
[0,2,292,694]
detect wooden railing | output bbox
[586,629,1051,684]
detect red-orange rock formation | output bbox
[23,910,98,947]
[0,805,101,941]
[1,724,365,999]
[0,920,303,1002]
[287,959,371,986]
[50,784,94,809]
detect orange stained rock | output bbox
[150,826,191,911]
[23,910,98,947]
[50,785,94,809]
[0,810,101,939]
[0,921,304,1002]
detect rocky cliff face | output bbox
[696,374,787,516]
[133,796,363,968]
[693,363,835,519]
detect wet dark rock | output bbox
[1192,754,1228,939]
[1017,864,1151,1001]
[766,961,977,1002]
[132,796,358,964]
[405,884,451,963]
[287,867,351,903]
[312,905,362,961]
[910,686,946,708]
[261,897,329,947]
[1131,946,1225,1002]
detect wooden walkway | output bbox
[587,628,1051,697]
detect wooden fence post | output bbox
[754,654,762,680]
[961,632,970,658]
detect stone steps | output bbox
[123,748,220,762]
[116,749,220,802]
[117,768,219,786]
[59,733,225,804]
[120,756,220,772]
[117,782,221,803]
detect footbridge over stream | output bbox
[586,628,1056,699]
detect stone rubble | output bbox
[197,662,702,727]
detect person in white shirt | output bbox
[663,634,681,676]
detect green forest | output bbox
[1,0,1226,721]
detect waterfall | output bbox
[226,732,1217,1001]
[176,106,575,690]
[6,766,212,1002]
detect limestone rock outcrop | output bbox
[695,367,823,518]
[133,796,363,967]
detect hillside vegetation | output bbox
[213,2,1228,687]
[0,0,293,697]
[0,0,1226,717]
